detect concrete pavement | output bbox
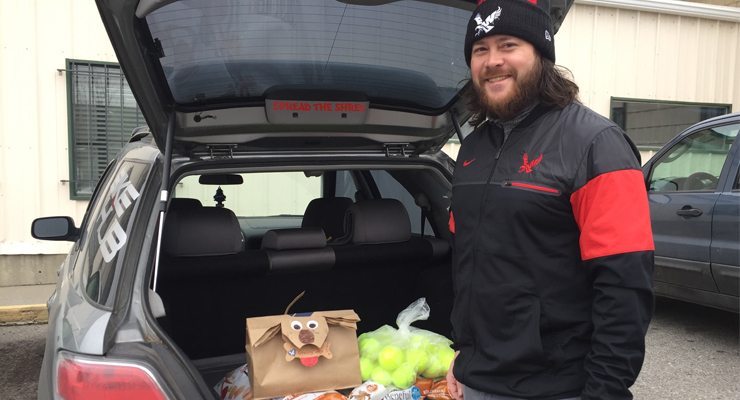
[0,284,55,325]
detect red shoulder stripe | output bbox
[449,210,456,234]
[570,169,654,261]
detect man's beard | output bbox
[473,59,542,121]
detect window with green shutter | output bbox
[67,59,145,199]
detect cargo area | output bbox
[151,168,454,389]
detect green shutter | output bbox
[67,60,145,198]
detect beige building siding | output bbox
[1,1,116,255]
[1,0,739,261]
[557,3,739,116]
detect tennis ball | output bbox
[405,348,429,371]
[421,357,446,378]
[391,364,417,389]
[360,357,375,381]
[438,347,455,372]
[360,338,382,360]
[371,369,393,386]
[378,345,405,371]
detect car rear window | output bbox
[84,160,152,306]
[146,0,471,111]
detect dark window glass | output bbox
[146,0,470,111]
[83,161,151,305]
[369,170,431,235]
[335,170,358,200]
[610,99,730,152]
[67,60,145,198]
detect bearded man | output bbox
[446,1,655,399]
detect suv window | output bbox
[84,160,151,305]
[335,170,359,200]
[370,170,432,235]
[648,124,738,192]
[145,0,470,111]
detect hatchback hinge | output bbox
[385,143,411,158]
[206,144,237,159]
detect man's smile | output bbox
[483,75,511,83]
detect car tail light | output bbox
[55,351,168,400]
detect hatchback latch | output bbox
[206,144,237,159]
[385,143,411,158]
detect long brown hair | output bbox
[467,56,580,126]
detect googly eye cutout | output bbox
[307,320,319,330]
[291,321,303,330]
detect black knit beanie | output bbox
[464,0,555,66]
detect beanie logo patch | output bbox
[545,30,551,42]
[473,6,502,37]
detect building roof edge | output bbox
[577,0,740,22]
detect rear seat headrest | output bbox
[163,207,243,257]
[261,228,327,250]
[301,197,354,240]
[168,197,202,212]
[347,199,411,244]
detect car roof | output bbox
[97,0,574,156]
[685,111,740,131]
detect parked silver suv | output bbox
[31,1,573,398]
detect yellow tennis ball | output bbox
[360,357,376,381]
[438,347,455,372]
[371,369,393,386]
[405,348,429,371]
[421,357,446,378]
[378,345,405,371]
[391,364,417,389]
[360,337,382,360]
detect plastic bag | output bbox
[357,298,455,389]
[214,363,252,400]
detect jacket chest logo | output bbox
[518,152,543,174]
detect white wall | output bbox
[0,0,117,254]
[557,2,740,115]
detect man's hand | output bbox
[447,351,463,400]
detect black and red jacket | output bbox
[449,102,654,400]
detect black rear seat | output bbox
[328,199,451,333]
[157,199,451,359]
[261,227,334,273]
[301,197,354,242]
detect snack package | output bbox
[348,381,390,400]
[382,386,421,400]
[357,298,455,389]
[279,391,348,400]
[414,377,452,400]
[214,363,253,400]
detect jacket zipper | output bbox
[463,127,510,377]
[503,180,561,195]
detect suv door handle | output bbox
[676,206,703,217]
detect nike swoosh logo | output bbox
[463,159,475,167]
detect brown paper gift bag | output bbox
[245,309,362,399]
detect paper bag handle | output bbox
[284,291,306,314]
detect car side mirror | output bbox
[31,216,79,241]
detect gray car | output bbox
[31,1,574,399]
[642,112,740,313]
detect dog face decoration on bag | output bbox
[281,313,334,367]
